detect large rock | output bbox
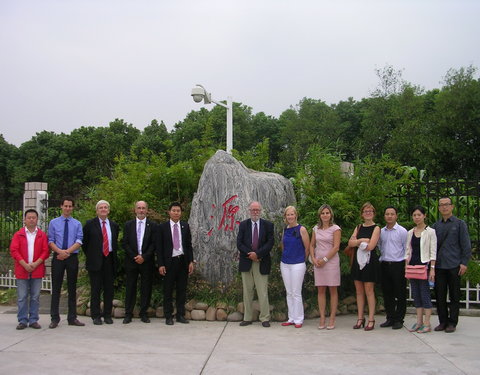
[191,309,206,320]
[206,306,217,321]
[216,308,228,321]
[189,150,295,285]
[227,311,243,322]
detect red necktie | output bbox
[102,220,109,256]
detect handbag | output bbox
[343,225,360,266]
[405,265,428,280]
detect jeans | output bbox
[17,277,42,325]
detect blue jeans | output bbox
[17,277,42,325]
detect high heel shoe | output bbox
[318,318,326,330]
[326,321,335,330]
[364,320,375,331]
[353,318,365,329]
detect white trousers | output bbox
[280,261,306,324]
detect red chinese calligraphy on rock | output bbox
[207,195,241,236]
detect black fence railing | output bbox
[0,198,23,252]
[388,179,479,259]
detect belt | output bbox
[381,260,404,265]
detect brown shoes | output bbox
[16,323,27,330]
[68,319,85,326]
[29,322,41,329]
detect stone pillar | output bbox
[23,182,48,231]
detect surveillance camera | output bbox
[191,87,205,103]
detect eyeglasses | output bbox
[439,203,452,207]
[249,209,261,212]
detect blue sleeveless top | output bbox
[282,225,306,264]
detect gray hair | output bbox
[95,200,110,210]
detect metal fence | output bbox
[407,280,480,310]
[0,198,23,253]
[388,179,480,257]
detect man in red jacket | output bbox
[10,209,50,330]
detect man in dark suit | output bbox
[122,200,156,324]
[237,201,274,327]
[156,202,194,325]
[83,200,119,325]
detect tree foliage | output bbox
[1,64,479,202]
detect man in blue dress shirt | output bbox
[48,196,85,328]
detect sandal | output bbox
[409,323,422,332]
[417,324,431,333]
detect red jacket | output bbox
[10,227,50,279]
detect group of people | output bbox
[10,196,471,333]
[10,197,194,329]
[239,198,471,333]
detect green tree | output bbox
[428,66,480,177]
[0,134,18,199]
[277,98,341,177]
[132,119,170,156]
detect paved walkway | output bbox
[1,305,479,375]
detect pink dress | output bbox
[313,224,341,286]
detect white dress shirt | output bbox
[25,226,38,263]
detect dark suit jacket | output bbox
[156,220,193,270]
[83,217,119,272]
[123,218,156,269]
[237,218,274,274]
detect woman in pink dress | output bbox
[309,204,341,330]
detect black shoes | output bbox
[239,321,252,326]
[445,324,456,333]
[176,316,189,324]
[93,318,103,325]
[104,317,113,324]
[140,316,151,323]
[392,322,404,330]
[123,317,132,324]
[380,320,394,328]
[166,318,174,325]
[262,321,271,328]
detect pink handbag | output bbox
[405,265,428,280]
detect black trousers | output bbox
[51,254,79,323]
[380,261,407,323]
[125,262,153,318]
[163,255,188,319]
[435,267,461,326]
[88,254,114,320]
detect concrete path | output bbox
[1,305,479,375]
